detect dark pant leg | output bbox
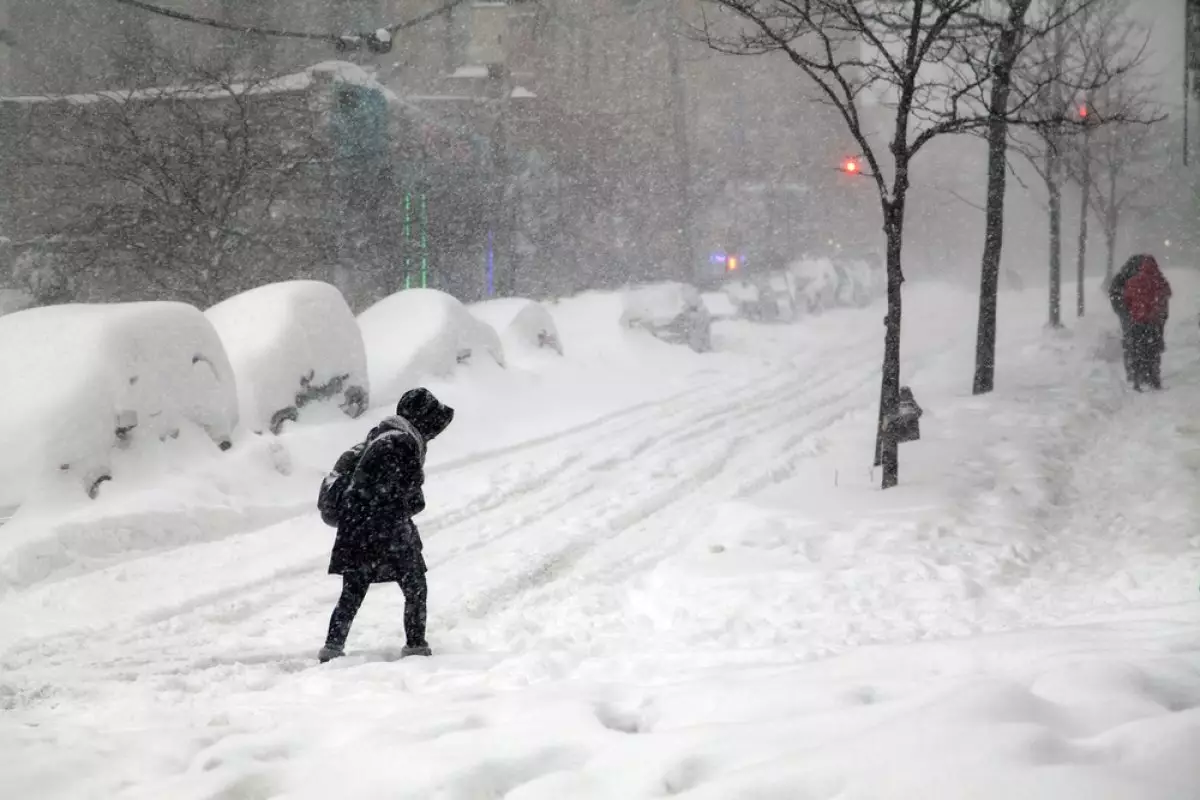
[397,568,428,648]
[326,572,371,650]
[1119,317,1133,382]
[1149,324,1165,389]
[1130,325,1156,389]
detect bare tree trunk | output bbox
[1046,138,1063,328]
[973,4,1029,395]
[1104,163,1118,283]
[878,202,904,489]
[1076,126,1091,315]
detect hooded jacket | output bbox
[328,388,455,582]
[1122,256,1171,326]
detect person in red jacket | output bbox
[1120,254,1171,390]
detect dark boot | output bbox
[401,644,432,658]
[318,645,344,663]
[398,567,429,651]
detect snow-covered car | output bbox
[721,275,797,322]
[788,257,884,313]
[0,302,238,504]
[620,282,712,353]
[206,281,369,435]
[358,288,506,402]
[469,298,564,356]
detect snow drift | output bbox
[470,298,563,356]
[358,288,505,403]
[206,281,368,435]
[0,302,237,507]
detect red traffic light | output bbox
[1078,104,1088,119]
[842,158,860,174]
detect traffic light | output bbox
[1078,104,1088,119]
[842,157,861,174]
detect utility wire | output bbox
[107,0,476,43]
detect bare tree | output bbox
[1085,81,1164,285]
[14,52,323,306]
[1004,0,1150,326]
[699,0,995,489]
[696,1,1116,486]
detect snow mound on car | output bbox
[358,288,505,403]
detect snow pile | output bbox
[619,282,712,352]
[359,288,505,403]
[470,298,563,356]
[206,281,368,435]
[0,302,237,508]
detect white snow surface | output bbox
[358,288,506,404]
[2,275,1200,799]
[206,281,368,434]
[470,298,563,356]
[0,302,237,511]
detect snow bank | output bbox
[0,302,237,507]
[470,298,563,356]
[619,282,712,352]
[358,288,505,403]
[206,281,368,435]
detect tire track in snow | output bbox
[437,349,885,627]
[1,327,889,689]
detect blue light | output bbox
[710,252,728,264]
[486,230,495,296]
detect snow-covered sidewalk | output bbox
[2,279,1199,799]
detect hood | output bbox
[395,387,455,441]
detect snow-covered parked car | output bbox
[788,257,884,313]
[358,288,505,402]
[0,302,238,504]
[620,282,712,353]
[206,281,369,435]
[720,275,797,322]
[469,298,563,356]
[788,258,842,313]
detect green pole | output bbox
[419,191,429,288]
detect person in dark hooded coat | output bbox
[319,387,455,663]
[1120,255,1171,391]
[1108,254,1144,383]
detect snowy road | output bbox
[3,282,1200,799]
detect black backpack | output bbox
[317,441,367,527]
